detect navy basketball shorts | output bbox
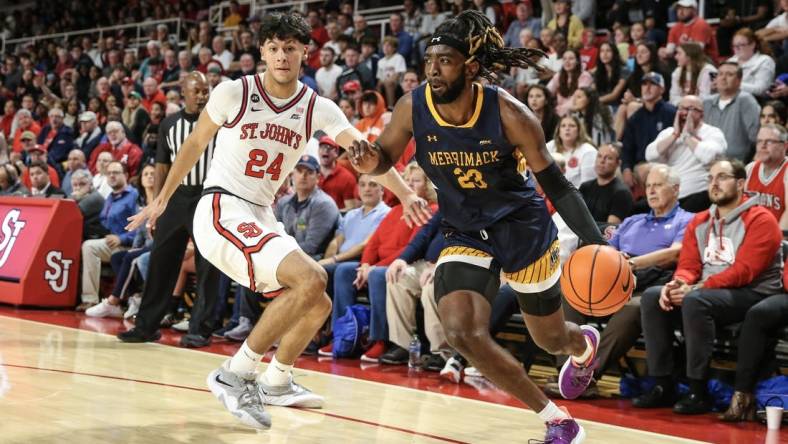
[433,205,560,305]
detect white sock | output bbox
[227,341,263,376]
[537,401,570,423]
[261,355,293,386]
[571,336,593,365]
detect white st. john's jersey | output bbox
[203,74,352,206]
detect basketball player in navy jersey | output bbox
[351,11,607,443]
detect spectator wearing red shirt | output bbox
[54,47,74,78]
[11,109,40,153]
[141,77,167,113]
[88,121,143,177]
[0,101,16,139]
[745,124,788,229]
[326,164,438,361]
[317,135,358,211]
[20,135,60,189]
[307,10,330,47]
[578,28,598,71]
[635,158,783,415]
[659,0,718,62]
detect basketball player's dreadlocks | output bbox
[427,10,545,82]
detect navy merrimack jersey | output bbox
[411,83,559,281]
[412,83,538,232]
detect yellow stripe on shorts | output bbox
[503,240,561,285]
[439,246,492,259]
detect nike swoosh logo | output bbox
[622,270,632,294]
[251,107,265,112]
[215,374,233,387]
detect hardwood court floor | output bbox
[0,309,782,444]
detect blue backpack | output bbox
[332,304,371,359]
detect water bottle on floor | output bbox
[408,332,421,369]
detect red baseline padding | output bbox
[0,197,82,307]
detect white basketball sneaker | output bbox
[85,299,123,318]
[207,364,271,429]
[257,375,325,409]
[123,294,142,319]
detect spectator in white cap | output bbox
[75,111,104,159]
[659,0,718,61]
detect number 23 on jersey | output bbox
[453,167,487,189]
[245,149,284,180]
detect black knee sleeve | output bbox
[514,281,563,316]
[434,262,500,304]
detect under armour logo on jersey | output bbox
[427,135,438,142]
[251,93,260,103]
[431,37,441,43]
[237,222,263,238]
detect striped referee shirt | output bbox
[155,110,217,186]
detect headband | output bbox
[425,34,469,58]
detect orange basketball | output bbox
[560,245,634,317]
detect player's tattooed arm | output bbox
[348,93,414,175]
[498,89,607,245]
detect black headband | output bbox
[425,34,469,57]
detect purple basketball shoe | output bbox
[531,410,586,444]
[558,325,600,400]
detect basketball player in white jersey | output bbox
[127,13,430,429]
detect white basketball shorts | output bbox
[193,192,300,297]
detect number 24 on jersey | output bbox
[245,149,284,180]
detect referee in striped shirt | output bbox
[119,72,220,347]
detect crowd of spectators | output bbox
[0,0,786,425]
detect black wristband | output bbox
[534,162,607,246]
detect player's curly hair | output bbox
[258,12,311,46]
[432,10,545,82]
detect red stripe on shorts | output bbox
[210,193,280,292]
[262,288,285,299]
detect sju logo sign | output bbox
[44,251,72,293]
[0,209,25,268]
